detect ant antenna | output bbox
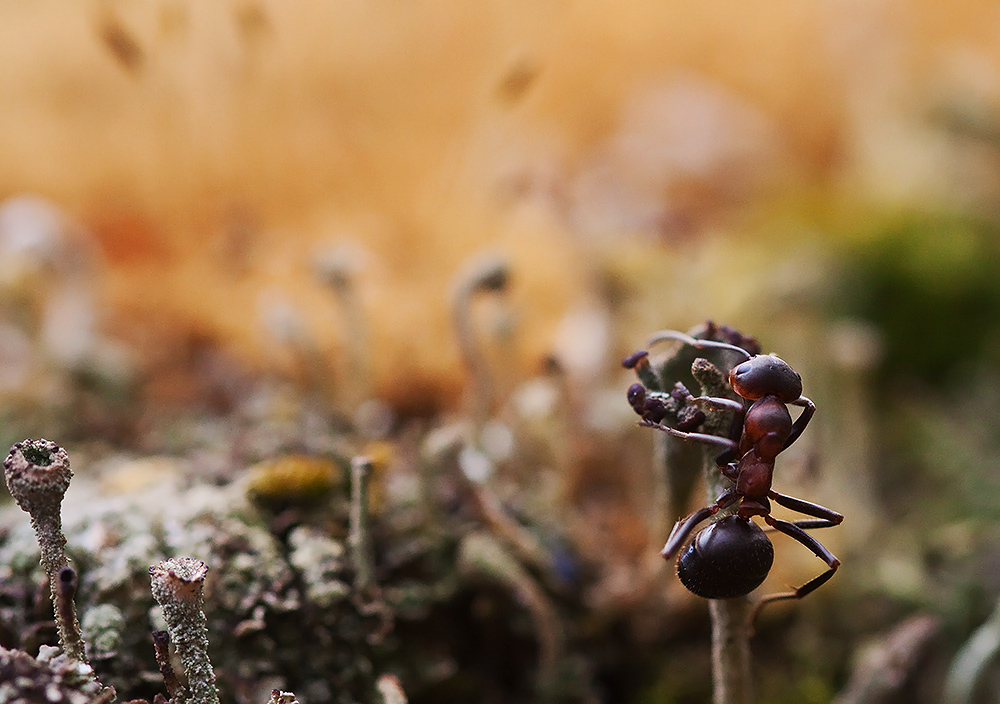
[646,330,752,360]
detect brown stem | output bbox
[152,629,181,700]
[55,567,87,664]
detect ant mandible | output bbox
[625,328,843,613]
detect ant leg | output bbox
[769,491,843,528]
[718,460,740,483]
[638,420,738,452]
[763,519,835,533]
[671,379,745,413]
[752,515,840,620]
[691,396,744,413]
[646,330,752,360]
[660,489,740,561]
[782,396,815,450]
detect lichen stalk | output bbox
[55,567,88,664]
[349,456,376,595]
[457,532,563,695]
[152,630,181,700]
[149,557,219,704]
[450,255,509,424]
[3,439,88,664]
[691,357,753,704]
[709,598,752,704]
[314,245,371,406]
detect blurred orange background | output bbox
[4,0,1000,413]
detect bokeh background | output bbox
[6,1,1000,702]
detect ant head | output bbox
[676,515,774,599]
[729,354,802,403]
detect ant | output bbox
[625,328,843,613]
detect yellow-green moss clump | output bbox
[246,455,344,505]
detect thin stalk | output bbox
[690,357,752,704]
[449,255,509,425]
[349,456,376,595]
[149,557,219,704]
[3,440,89,665]
[709,599,752,704]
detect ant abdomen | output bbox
[729,354,802,403]
[677,516,774,599]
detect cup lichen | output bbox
[149,557,219,704]
[3,439,88,665]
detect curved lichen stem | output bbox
[314,244,371,405]
[449,254,510,425]
[943,598,1000,704]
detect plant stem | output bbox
[149,557,218,704]
[349,456,376,595]
[690,356,753,704]
[449,255,509,425]
[3,440,89,664]
[710,598,752,704]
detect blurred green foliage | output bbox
[834,213,1000,389]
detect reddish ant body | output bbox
[626,329,843,610]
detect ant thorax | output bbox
[739,395,792,459]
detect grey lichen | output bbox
[0,644,105,704]
[0,433,579,702]
[374,675,406,704]
[3,439,89,665]
[149,557,218,704]
[349,456,376,596]
[287,526,349,608]
[80,604,125,661]
[267,691,300,704]
[0,466,365,701]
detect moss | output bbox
[247,454,345,506]
[833,213,1000,388]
